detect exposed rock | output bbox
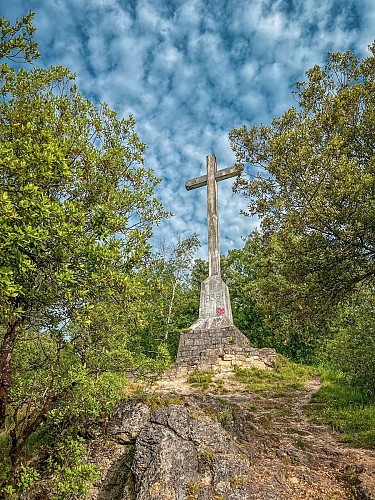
[128,417,201,499]
[87,381,375,500]
[124,399,259,500]
[87,439,133,500]
[107,400,152,444]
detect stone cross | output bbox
[185,154,241,326]
[185,154,240,277]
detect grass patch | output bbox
[295,437,310,450]
[233,356,314,397]
[217,407,234,427]
[199,448,215,466]
[306,367,375,449]
[141,394,183,409]
[188,370,214,390]
[258,414,272,429]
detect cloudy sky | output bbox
[2,0,374,260]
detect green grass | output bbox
[306,367,375,449]
[233,356,314,396]
[186,359,375,450]
[187,370,214,390]
[139,394,183,409]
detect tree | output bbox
[0,11,39,62]
[135,234,200,360]
[0,13,168,487]
[220,247,283,351]
[229,44,375,321]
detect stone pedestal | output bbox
[173,320,276,375]
[172,153,277,377]
[199,276,232,322]
[169,271,277,377]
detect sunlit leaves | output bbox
[230,44,375,314]
[0,12,169,489]
[0,12,39,63]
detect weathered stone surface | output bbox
[86,388,375,500]
[107,400,152,444]
[150,405,238,453]
[127,421,199,500]
[196,275,233,323]
[173,323,276,374]
[125,400,253,500]
[87,440,134,500]
[186,155,240,279]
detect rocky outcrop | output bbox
[87,388,375,500]
[89,395,262,500]
[108,401,152,444]
[126,402,254,500]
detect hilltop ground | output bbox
[86,364,375,500]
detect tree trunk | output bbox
[0,320,22,428]
[7,382,77,484]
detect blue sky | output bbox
[2,0,374,260]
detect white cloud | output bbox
[3,0,375,260]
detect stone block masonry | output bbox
[171,322,276,376]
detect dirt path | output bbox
[153,372,375,499]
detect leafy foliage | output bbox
[221,247,296,354]
[137,234,200,360]
[229,44,375,369]
[1,12,374,495]
[0,12,168,492]
[47,436,100,499]
[326,288,375,396]
[0,11,39,62]
[230,45,374,316]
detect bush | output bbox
[326,290,375,396]
[307,367,375,449]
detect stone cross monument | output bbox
[185,154,240,327]
[171,154,276,374]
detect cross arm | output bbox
[185,174,207,191]
[215,165,242,182]
[185,165,241,191]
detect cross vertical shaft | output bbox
[185,154,241,325]
[207,155,220,277]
